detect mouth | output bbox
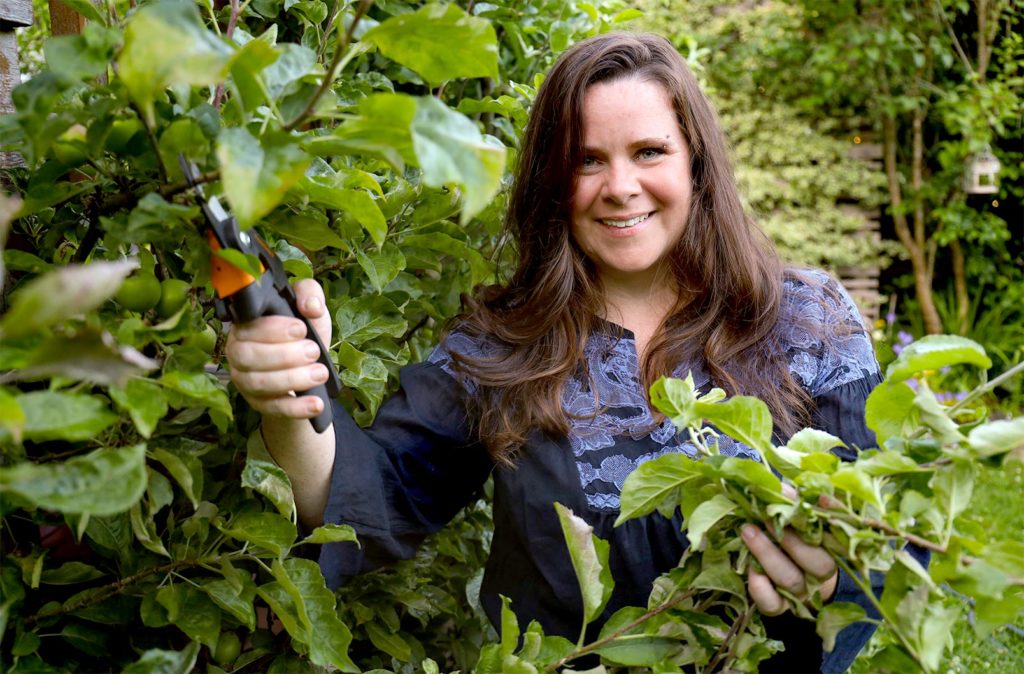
[598,212,652,229]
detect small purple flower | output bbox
[940,366,951,374]
[953,391,968,401]
[897,330,914,345]
[893,344,904,355]
[886,312,896,325]
[936,392,951,403]
[905,378,919,391]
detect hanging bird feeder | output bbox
[963,145,1001,194]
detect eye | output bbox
[637,146,666,160]
[579,155,600,171]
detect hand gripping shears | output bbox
[178,155,341,433]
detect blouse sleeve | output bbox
[317,353,493,589]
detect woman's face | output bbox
[570,76,692,290]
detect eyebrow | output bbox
[582,137,677,154]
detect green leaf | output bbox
[649,374,699,429]
[362,4,499,83]
[411,96,506,224]
[365,622,413,661]
[335,295,407,346]
[865,381,916,446]
[592,636,681,666]
[9,330,159,388]
[216,128,311,229]
[130,501,170,557]
[264,211,346,252]
[830,466,883,510]
[310,93,417,170]
[300,523,359,545]
[39,562,105,586]
[967,418,1024,458]
[0,387,26,445]
[696,395,774,454]
[149,448,203,510]
[816,602,866,651]
[117,0,233,126]
[16,391,118,443]
[786,427,845,454]
[266,558,358,671]
[616,453,702,525]
[161,371,232,419]
[355,243,406,292]
[0,260,137,339]
[110,378,169,439]
[500,595,519,657]
[156,585,221,650]
[686,494,737,549]
[691,549,745,596]
[122,642,201,674]
[220,511,297,557]
[884,335,991,383]
[203,579,257,631]
[931,459,975,524]
[0,444,146,516]
[553,502,613,624]
[331,189,388,247]
[242,431,295,517]
[913,386,965,444]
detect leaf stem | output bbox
[947,359,1024,417]
[282,0,374,132]
[705,604,754,673]
[544,588,698,671]
[23,557,218,628]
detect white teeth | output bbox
[600,213,650,228]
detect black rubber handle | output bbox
[263,292,341,434]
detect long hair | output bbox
[449,32,814,464]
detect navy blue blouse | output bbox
[318,271,888,672]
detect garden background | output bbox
[0,0,1021,672]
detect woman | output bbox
[228,32,884,672]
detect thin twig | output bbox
[705,605,753,673]
[545,588,698,671]
[947,360,1024,417]
[24,557,217,628]
[282,0,375,132]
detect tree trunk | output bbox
[950,239,969,335]
[882,114,944,334]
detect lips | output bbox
[598,212,652,228]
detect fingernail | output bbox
[310,365,328,383]
[306,297,322,314]
[309,398,323,414]
[305,342,321,360]
[741,525,757,541]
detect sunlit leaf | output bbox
[816,602,866,651]
[967,418,1024,458]
[0,260,137,339]
[242,431,295,518]
[122,642,201,674]
[216,128,310,229]
[616,453,702,525]
[553,502,613,625]
[885,335,991,383]
[362,4,498,83]
[411,96,506,224]
[118,0,233,126]
[220,511,297,558]
[110,378,169,439]
[686,494,737,549]
[355,243,406,292]
[9,330,158,388]
[300,523,359,545]
[0,444,146,516]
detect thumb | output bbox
[293,278,332,344]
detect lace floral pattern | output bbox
[429,272,879,510]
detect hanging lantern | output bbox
[963,145,1002,194]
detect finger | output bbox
[230,315,307,343]
[227,337,323,373]
[741,524,806,597]
[247,392,325,419]
[232,363,331,399]
[748,568,787,616]
[778,529,837,580]
[294,278,326,319]
[781,482,797,500]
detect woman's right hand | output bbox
[226,279,334,420]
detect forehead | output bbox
[580,77,679,140]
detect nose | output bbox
[601,160,641,204]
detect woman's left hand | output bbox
[741,523,838,616]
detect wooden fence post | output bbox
[1,0,34,168]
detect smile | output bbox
[599,212,652,228]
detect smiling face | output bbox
[570,75,693,292]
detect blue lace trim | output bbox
[428,272,878,510]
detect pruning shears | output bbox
[178,155,341,433]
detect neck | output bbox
[599,276,681,361]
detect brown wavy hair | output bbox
[448,32,814,464]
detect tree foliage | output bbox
[0,0,638,670]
